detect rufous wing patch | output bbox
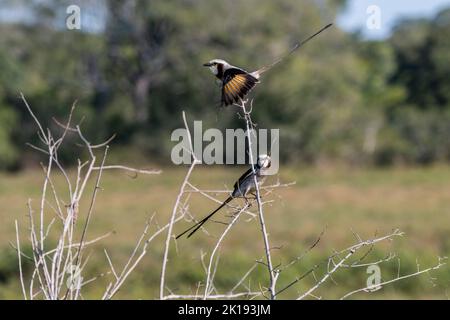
[221,72,258,106]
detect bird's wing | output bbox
[176,166,258,239]
[233,166,254,192]
[222,68,259,106]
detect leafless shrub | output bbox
[159,100,447,300]
[15,94,162,300]
[15,95,446,300]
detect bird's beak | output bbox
[203,62,213,67]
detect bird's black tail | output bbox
[176,196,233,239]
[255,23,333,76]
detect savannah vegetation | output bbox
[0,0,449,299]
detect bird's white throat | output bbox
[209,65,218,75]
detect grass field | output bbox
[0,164,449,299]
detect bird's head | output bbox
[257,154,271,169]
[203,59,231,76]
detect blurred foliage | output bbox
[0,1,449,169]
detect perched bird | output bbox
[203,23,333,106]
[176,154,272,239]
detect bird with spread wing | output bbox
[176,155,272,239]
[203,23,333,106]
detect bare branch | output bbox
[92,165,161,175]
[204,204,250,299]
[340,258,447,300]
[160,111,200,300]
[15,220,27,300]
[241,99,277,300]
[164,292,261,300]
[20,93,48,145]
